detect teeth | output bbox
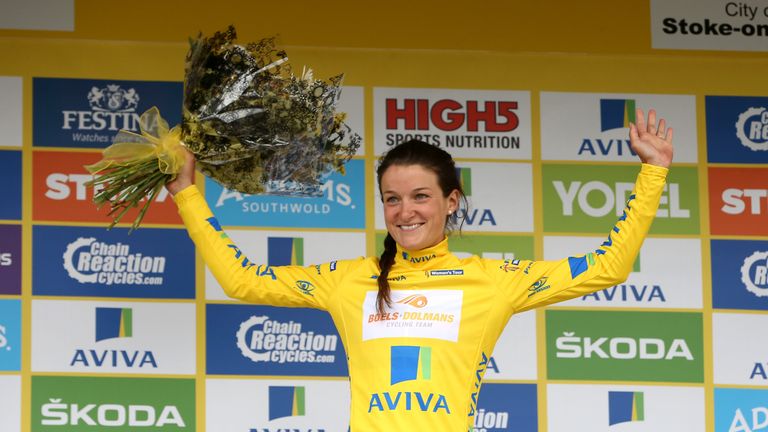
[400,224,421,231]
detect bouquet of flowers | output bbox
[86,26,361,230]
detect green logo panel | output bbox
[546,310,703,383]
[542,164,699,234]
[32,376,195,430]
[375,232,534,260]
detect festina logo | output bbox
[61,84,142,132]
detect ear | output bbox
[446,189,460,214]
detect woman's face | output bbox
[380,164,459,251]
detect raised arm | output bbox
[489,108,674,312]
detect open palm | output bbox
[629,108,674,168]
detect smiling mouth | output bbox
[399,223,423,231]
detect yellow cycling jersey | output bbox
[175,163,668,431]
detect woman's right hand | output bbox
[166,145,196,196]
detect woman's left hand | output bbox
[629,108,674,168]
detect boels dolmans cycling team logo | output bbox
[363,290,463,342]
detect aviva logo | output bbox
[391,346,431,385]
[600,99,636,132]
[268,237,304,266]
[95,307,132,342]
[455,167,472,196]
[268,386,306,420]
[608,391,644,426]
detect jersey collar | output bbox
[395,237,455,270]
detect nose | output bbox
[400,199,416,219]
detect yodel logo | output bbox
[268,386,305,421]
[609,391,644,426]
[41,399,186,427]
[62,237,166,286]
[368,345,449,414]
[554,180,690,218]
[736,107,768,151]
[555,332,694,360]
[741,251,768,297]
[236,315,338,364]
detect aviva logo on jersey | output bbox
[601,99,636,132]
[609,391,644,426]
[268,237,304,266]
[95,307,132,342]
[268,386,306,420]
[368,346,450,414]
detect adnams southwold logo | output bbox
[373,87,532,159]
[32,376,195,429]
[540,92,697,163]
[546,310,704,383]
[715,388,768,432]
[543,164,699,235]
[206,159,365,229]
[32,78,182,148]
[0,300,21,371]
[707,96,768,163]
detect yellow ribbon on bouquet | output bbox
[85,107,185,176]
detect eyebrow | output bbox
[382,186,433,195]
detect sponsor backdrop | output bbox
[1,0,766,431]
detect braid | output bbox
[377,233,397,313]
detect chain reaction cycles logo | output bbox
[236,315,338,365]
[63,237,166,286]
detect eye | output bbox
[384,195,399,204]
[415,193,429,201]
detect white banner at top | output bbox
[651,0,768,52]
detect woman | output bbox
[167,108,673,431]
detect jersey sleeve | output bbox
[484,163,668,313]
[173,185,353,310]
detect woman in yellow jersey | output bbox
[167,108,673,431]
